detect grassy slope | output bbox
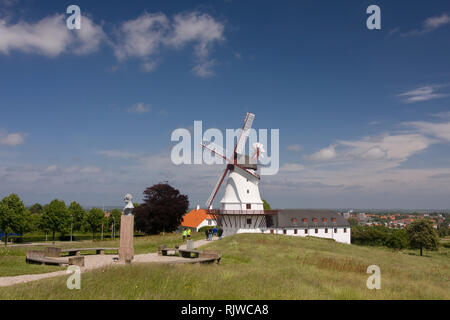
[0,234,448,299]
[0,232,202,277]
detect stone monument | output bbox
[119,193,134,263]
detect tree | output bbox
[385,229,408,250]
[29,203,43,214]
[107,209,122,236]
[134,183,189,234]
[67,202,86,232]
[406,219,439,256]
[40,199,70,242]
[0,194,31,246]
[262,199,271,210]
[85,208,106,240]
[348,217,359,226]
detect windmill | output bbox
[251,142,265,161]
[201,112,276,235]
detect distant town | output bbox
[335,210,450,230]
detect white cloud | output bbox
[286,144,302,152]
[0,130,26,146]
[305,145,337,161]
[128,102,151,114]
[0,14,105,56]
[424,13,450,30]
[280,163,305,172]
[113,11,224,76]
[339,134,431,162]
[192,59,216,77]
[401,13,450,36]
[407,121,450,142]
[167,11,224,58]
[113,13,169,61]
[398,85,450,103]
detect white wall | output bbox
[221,225,351,244]
[196,219,217,231]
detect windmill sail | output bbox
[234,112,255,156]
[205,167,229,208]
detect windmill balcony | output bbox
[207,209,278,216]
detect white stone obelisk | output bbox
[119,193,134,263]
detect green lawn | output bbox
[0,232,202,277]
[0,233,449,299]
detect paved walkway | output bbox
[0,237,219,288]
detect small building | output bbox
[211,209,351,244]
[181,207,217,231]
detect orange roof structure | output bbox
[181,208,214,228]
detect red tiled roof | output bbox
[181,209,214,228]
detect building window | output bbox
[315,229,318,234]
[246,204,251,210]
[294,229,298,234]
[334,228,337,233]
[313,218,318,223]
[344,228,347,233]
[292,218,297,223]
[208,220,212,226]
[270,229,274,234]
[305,229,308,234]
[246,218,252,225]
[247,189,249,194]
[283,229,287,235]
[322,218,327,222]
[303,218,307,223]
[325,228,328,233]
[332,218,336,223]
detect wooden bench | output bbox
[178,249,201,258]
[60,247,118,256]
[157,245,179,256]
[198,250,222,264]
[26,250,84,266]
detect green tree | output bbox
[29,203,43,214]
[85,208,106,240]
[0,194,31,246]
[67,202,86,232]
[40,199,70,242]
[406,219,439,256]
[262,199,271,210]
[348,217,359,226]
[108,209,122,236]
[385,229,408,250]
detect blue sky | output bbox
[1,0,450,209]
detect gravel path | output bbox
[0,237,219,288]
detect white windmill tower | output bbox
[201,112,276,236]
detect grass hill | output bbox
[0,234,449,299]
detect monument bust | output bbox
[123,193,134,215]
